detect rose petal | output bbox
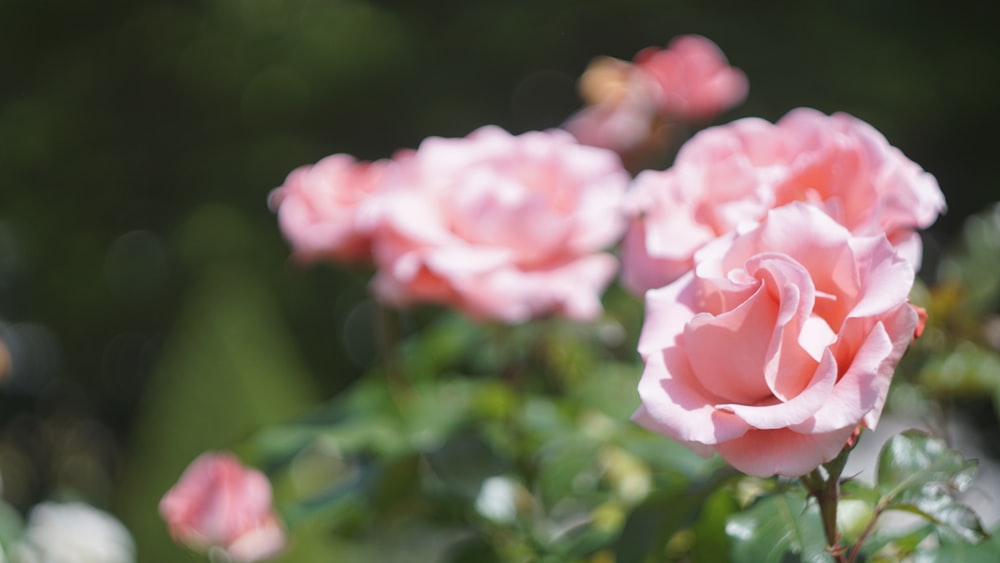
[718,349,836,430]
[633,347,750,445]
[683,281,777,404]
[713,425,857,477]
[789,322,893,434]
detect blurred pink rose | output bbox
[563,98,660,157]
[633,203,919,477]
[269,153,390,263]
[621,107,946,293]
[160,452,285,562]
[563,36,746,169]
[634,34,748,121]
[370,125,629,323]
[563,55,663,158]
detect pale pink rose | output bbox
[160,452,285,562]
[633,203,920,477]
[269,153,391,263]
[370,125,629,323]
[634,34,748,121]
[563,55,662,156]
[563,100,658,157]
[621,107,946,294]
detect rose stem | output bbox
[805,446,852,562]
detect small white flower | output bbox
[475,476,519,524]
[13,502,134,563]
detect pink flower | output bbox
[370,125,629,323]
[621,108,946,294]
[563,56,663,157]
[563,99,662,158]
[269,153,391,263]
[160,452,285,562]
[633,203,919,477]
[634,34,748,121]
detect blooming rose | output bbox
[563,36,745,166]
[562,95,664,159]
[621,107,946,293]
[269,153,391,263]
[563,55,664,157]
[634,34,748,121]
[160,452,285,562]
[369,125,629,323]
[632,203,919,477]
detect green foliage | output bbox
[117,262,320,562]
[3,0,1000,559]
[229,311,743,562]
[726,489,833,563]
[875,430,986,545]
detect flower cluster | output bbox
[623,108,944,476]
[263,36,946,481]
[169,40,952,563]
[564,34,749,166]
[621,108,946,293]
[270,126,631,324]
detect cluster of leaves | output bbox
[238,291,723,561]
[232,248,1000,563]
[731,431,990,562]
[911,204,1000,412]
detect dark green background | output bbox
[1,0,998,559]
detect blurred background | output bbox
[1,0,999,560]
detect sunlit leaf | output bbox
[726,490,833,563]
[876,431,975,500]
[875,430,987,544]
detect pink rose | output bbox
[634,34,748,121]
[370,125,629,323]
[269,153,391,263]
[160,452,285,562]
[632,203,919,477]
[563,99,661,157]
[621,107,946,294]
[563,55,663,156]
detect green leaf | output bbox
[861,523,933,561]
[395,313,489,381]
[613,466,735,563]
[570,361,642,420]
[536,437,601,508]
[918,341,1000,397]
[875,430,988,544]
[840,479,880,507]
[403,379,485,450]
[876,430,976,502]
[890,496,987,544]
[914,538,1000,563]
[938,204,1000,312]
[0,500,23,549]
[726,490,833,563]
[691,487,739,562]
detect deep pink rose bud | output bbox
[160,452,285,562]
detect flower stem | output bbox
[805,446,853,562]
